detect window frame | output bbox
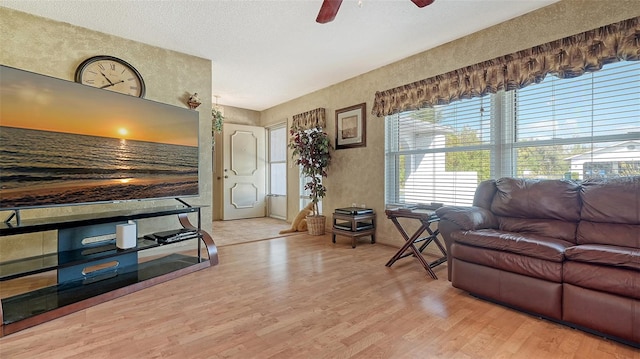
[385,61,640,207]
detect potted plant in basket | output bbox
[289,126,333,235]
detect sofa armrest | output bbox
[435,206,498,282]
[435,206,498,231]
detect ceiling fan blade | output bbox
[316,0,343,24]
[411,0,435,8]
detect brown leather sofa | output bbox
[435,176,639,348]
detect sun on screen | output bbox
[118,127,129,137]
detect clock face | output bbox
[75,56,146,97]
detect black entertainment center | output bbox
[0,205,217,336]
[0,64,215,336]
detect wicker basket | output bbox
[306,215,326,236]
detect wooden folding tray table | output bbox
[384,208,447,279]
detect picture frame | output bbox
[335,102,366,149]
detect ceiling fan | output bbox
[316,0,435,24]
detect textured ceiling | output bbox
[1,0,559,111]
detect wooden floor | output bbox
[0,233,637,358]
[212,217,294,247]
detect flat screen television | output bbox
[0,65,200,210]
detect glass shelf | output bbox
[2,253,201,325]
[0,238,162,281]
[1,205,203,236]
[0,204,215,336]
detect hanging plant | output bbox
[288,126,333,216]
[212,107,224,146]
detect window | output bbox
[299,170,322,213]
[385,61,640,207]
[267,124,288,219]
[268,125,287,197]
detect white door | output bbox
[222,123,266,220]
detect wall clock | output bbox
[75,55,146,97]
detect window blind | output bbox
[269,126,287,196]
[513,61,640,180]
[385,96,492,206]
[385,61,640,207]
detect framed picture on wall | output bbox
[335,103,366,149]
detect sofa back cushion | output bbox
[577,176,640,247]
[473,179,497,210]
[498,218,579,242]
[492,178,582,221]
[491,178,581,241]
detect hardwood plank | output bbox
[211,217,292,247]
[0,233,637,358]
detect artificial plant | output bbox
[288,126,333,216]
[211,107,224,146]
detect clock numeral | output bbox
[121,69,126,75]
[88,70,98,75]
[110,64,116,71]
[85,79,95,84]
[130,86,138,91]
[97,64,106,71]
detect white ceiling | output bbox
[2,0,559,111]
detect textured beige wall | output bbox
[222,105,261,126]
[0,8,213,259]
[260,0,640,247]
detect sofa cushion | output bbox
[577,221,640,248]
[563,283,640,344]
[498,217,577,242]
[491,177,581,222]
[449,228,573,262]
[490,178,581,241]
[580,176,640,224]
[452,243,564,282]
[563,260,640,300]
[452,258,563,320]
[578,176,640,247]
[472,179,497,209]
[565,244,640,271]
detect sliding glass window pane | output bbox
[269,127,287,162]
[399,150,489,206]
[270,163,286,195]
[516,61,640,142]
[515,144,581,179]
[436,96,491,147]
[513,142,640,180]
[566,141,640,180]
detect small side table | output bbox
[385,208,446,279]
[332,209,376,248]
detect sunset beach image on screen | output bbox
[0,65,199,209]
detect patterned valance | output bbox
[292,108,326,130]
[372,16,640,117]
